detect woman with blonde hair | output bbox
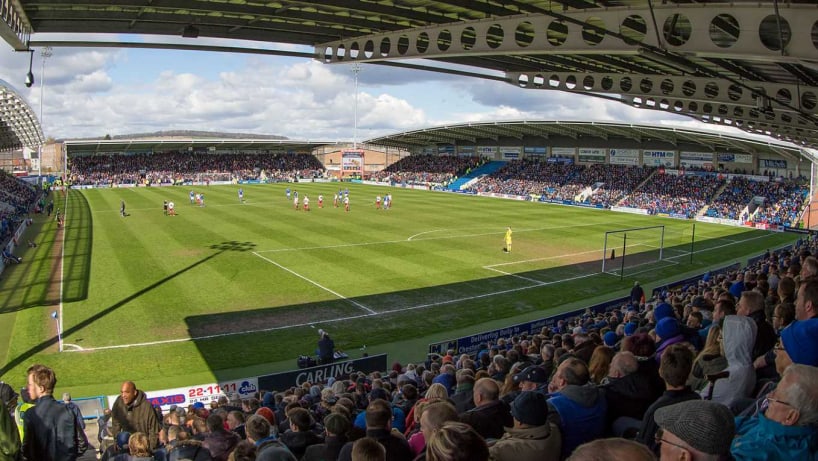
[687,324,726,391]
[403,383,450,436]
[588,346,615,384]
[426,421,489,461]
[125,432,153,460]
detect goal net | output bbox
[601,225,667,276]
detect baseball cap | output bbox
[780,319,818,366]
[511,391,548,426]
[655,400,735,455]
[513,366,548,384]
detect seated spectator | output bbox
[279,408,322,459]
[410,400,459,461]
[702,315,756,409]
[654,317,687,363]
[351,437,385,461]
[303,413,350,461]
[449,370,475,413]
[425,421,489,461]
[688,325,726,392]
[602,351,655,436]
[458,378,512,441]
[731,364,818,460]
[546,357,607,459]
[201,413,239,461]
[636,344,699,449]
[567,438,655,461]
[654,400,735,460]
[353,388,405,434]
[338,399,412,461]
[512,365,549,395]
[244,414,295,461]
[488,391,561,461]
[123,432,154,461]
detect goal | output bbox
[601,225,666,276]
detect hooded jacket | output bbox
[703,315,757,408]
[547,384,607,459]
[731,411,818,460]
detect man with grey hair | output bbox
[602,351,654,437]
[731,364,818,460]
[62,392,90,453]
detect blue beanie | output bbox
[781,319,818,366]
[624,322,638,336]
[656,317,680,340]
[603,331,618,347]
[654,303,675,322]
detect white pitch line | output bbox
[252,251,376,315]
[486,248,602,268]
[258,222,604,254]
[62,227,786,353]
[483,266,546,285]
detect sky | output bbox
[0,34,752,143]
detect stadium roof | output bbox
[0,80,43,152]
[1,1,818,150]
[366,120,813,163]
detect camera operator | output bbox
[317,329,335,364]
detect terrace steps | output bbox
[446,161,506,191]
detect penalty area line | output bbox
[63,268,604,353]
[251,251,376,315]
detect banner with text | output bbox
[642,150,676,167]
[609,149,640,165]
[258,354,387,391]
[578,148,606,163]
[551,147,576,157]
[428,298,629,357]
[107,377,260,412]
[717,153,752,164]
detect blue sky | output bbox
[0,35,738,142]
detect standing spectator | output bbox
[0,383,20,461]
[22,364,77,461]
[488,391,561,461]
[458,378,512,441]
[654,400,735,460]
[631,282,645,305]
[318,330,335,365]
[62,392,90,453]
[202,413,240,461]
[111,381,162,450]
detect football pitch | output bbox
[0,183,798,395]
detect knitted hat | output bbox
[654,302,674,322]
[513,366,548,384]
[655,400,735,455]
[603,331,619,347]
[192,402,205,410]
[324,413,350,435]
[655,317,680,340]
[511,391,548,426]
[255,407,276,426]
[624,322,638,336]
[781,319,818,366]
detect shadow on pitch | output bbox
[0,240,256,378]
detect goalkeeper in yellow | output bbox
[504,227,513,253]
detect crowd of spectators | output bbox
[11,237,818,461]
[369,155,483,186]
[706,177,809,225]
[0,171,39,247]
[465,160,584,198]
[570,165,654,207]
[619,173,724,218]
[69,152,325,187]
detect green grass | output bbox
[0,183,798,396]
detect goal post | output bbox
[602,225,666,276]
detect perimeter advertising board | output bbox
[578,148,606,163]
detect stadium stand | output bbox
[69,152,325,186]
[0,170,40,247]
[368,154,483,187]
